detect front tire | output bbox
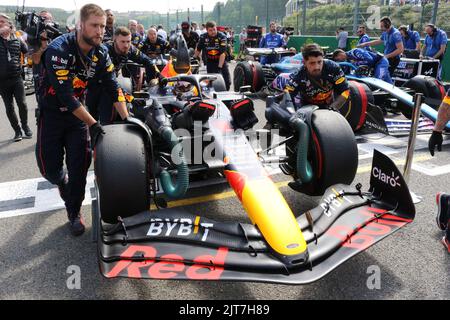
[288,110,358,196]
[95,124,151,224]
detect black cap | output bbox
[181,21,190,29]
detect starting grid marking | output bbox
[0,133,449,219]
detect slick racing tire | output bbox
[339,81,374,132]
[212,74,227,92]
[300,110,358,196]
[400,75,446,119]
[233,61,265,93]
[95,124,151,224]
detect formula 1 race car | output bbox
[91,69,416,284]
[234,48,299,94]
[338,62,450,132]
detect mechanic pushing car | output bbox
[140,27,171,58]
[86,26,159,124]
[35,4,129,236]
[357,16,404,77]
[332,48,393,84]
[194,21,231,91]
[284,43,350,111]
[259,21,286,65]
[429,89,450,253]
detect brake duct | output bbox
[146,101,189,199]
[265,96,315,184]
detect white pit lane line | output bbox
[0,134,448,219]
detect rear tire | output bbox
[95,124,151,224]
[295,110,358,196]
[400,75,446,119]
[233,61,265,93]
[339,81,374,132]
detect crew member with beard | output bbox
[284,43,350,110]
[87,26,159,124]
[35,4,129,236]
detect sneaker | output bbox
[22,125,33,139]
[436,193,450,231]
[13,130,22,142]
[441,236,450,253]
[68,213,85,236]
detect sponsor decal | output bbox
[51,55,68,65]
[372,166,401,188]
[56,69,69,76]
[106,246,229,279]
[146,217,214,242]
[335,77,345,85]
[319,189,354,218]
[327,208,410,251]
[208,50,219,56]
[72,77,88,89]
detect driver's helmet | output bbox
[173,81,199,99]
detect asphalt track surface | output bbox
[0,62,449,300]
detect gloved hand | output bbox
[428,130,443,156]
[89,122,105,148]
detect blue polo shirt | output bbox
[380,27,403,55]
[358,34,371,51]
[259,32,285,49]
[424,29,448,58]
[402,30,420,50]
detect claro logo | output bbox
[372,167,401,188]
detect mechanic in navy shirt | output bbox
[399,25,421,52]
[194,21,231,91]
[356,25,371,51]
[421,24,447,80]
[36,4,129,236]
[259,21,286,65]
[332,48,393,84]
[357,17,404,76]
[285,43,350,110]
[428,89,450,253]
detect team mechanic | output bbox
[332,48,393,84]
[86,26,159,124]
[285,43,350,110]
[35,4,129,236]
[194,21,231,91]
[139,27,171,58]
[428,89,450,252]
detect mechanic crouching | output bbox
[35,4,129,236]
[86,26,158,124]
[428,89,450,253]
[332,48,393,84]
[284,43,350,111]
[194,21,231,91]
